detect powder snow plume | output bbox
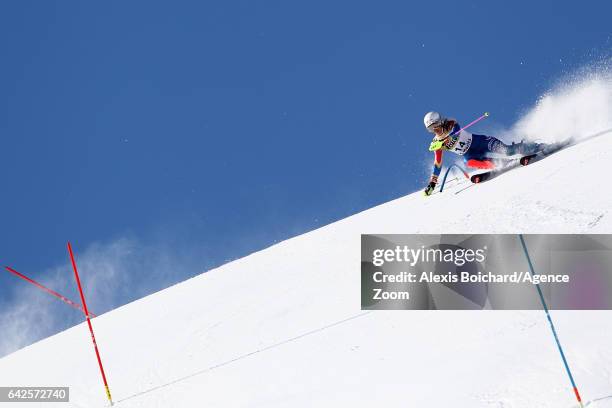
[509,62,612,144]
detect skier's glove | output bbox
[423,182,436,197]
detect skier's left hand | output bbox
[423,182,436,196]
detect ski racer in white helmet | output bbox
[422,111,541,196]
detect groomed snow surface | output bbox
[0,133,611,407]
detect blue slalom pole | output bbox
[518,234,585,408]
[439,164,469,193]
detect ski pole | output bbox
[430,112,490,151]
[4,266,96,317]
[518,234,585,408]
[449,112,490,137]
[68,242,114,406]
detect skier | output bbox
[422,111,541,196]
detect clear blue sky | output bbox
[0,1,610,350]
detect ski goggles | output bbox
[426,122,444,133]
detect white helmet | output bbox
[424,111,444,132]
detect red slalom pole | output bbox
[67,242,114,406]
[4,266,96,318]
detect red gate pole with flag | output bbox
[4,266,96,317]
[67,242,114,406]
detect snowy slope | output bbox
[1,134,611,408]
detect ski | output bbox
[519,153,538,166]
[470,171,493,183]
[470,153,538,184]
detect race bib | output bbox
[450,130,473,155]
